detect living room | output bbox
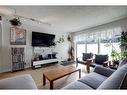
[0,5,127,92]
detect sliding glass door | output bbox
[76,40,121,59]
[87,43,98,54]
[77,44,85,58]
[74,27,122,60]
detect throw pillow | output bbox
[95,55,108,64]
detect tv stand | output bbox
[32,59,58,69]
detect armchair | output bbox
[76,53,93,70]
[86,54,109,73]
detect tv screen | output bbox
[32,32,55,47]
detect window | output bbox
[74,27,122,60]
[76,42,121,60]
[87,43,98,54]
[112,43,121,52]
[77,44,85,58]
[100,43,112,55]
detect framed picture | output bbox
[10,27,26,45]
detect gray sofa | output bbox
[63,61,127,89]
[0,74,37,89]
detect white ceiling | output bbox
[1,6,127,33]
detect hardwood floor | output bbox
[0,63,93,89]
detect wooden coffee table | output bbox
[43,65,81,89]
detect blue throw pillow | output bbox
[95,55,108,64]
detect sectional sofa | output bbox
[63,59,127,89]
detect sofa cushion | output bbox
[82,53,93,61]
[98,64,127,89]
[0,74,37,89]
[78,72,107,89]
[93,66,115,77]
[95,55,108,65]
[62,81,93,89]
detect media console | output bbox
[32,59,58,69]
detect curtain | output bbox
[73,27,122,43]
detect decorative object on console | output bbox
[10,27,26,45]
[52,52,58,58]
[32,52,40,61]
[11,48,25,71]
[48,53,57,59]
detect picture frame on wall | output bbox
[10,27,26,45]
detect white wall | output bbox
[0,17,70,73]
[0,22,2,72]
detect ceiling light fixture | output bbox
[0,7,52,26]
[15,15,52,26]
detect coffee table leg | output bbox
[79,69,81,78]
[43,74,46,86]
[50,81,53,90]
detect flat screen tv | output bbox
[32,32,55,47]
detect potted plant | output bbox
[33,53,40,61]
[111,50,120,66]
[119,31,127,59]
[121,50,127,58]
[120,31,127,51]
[9,17,22,26]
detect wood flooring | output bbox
[0,63,93,89]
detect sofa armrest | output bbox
[103,60,109,64]
[93,66,115,77]
[0,74,37,89]
[103,61,109,67]
[86,58,93,62]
